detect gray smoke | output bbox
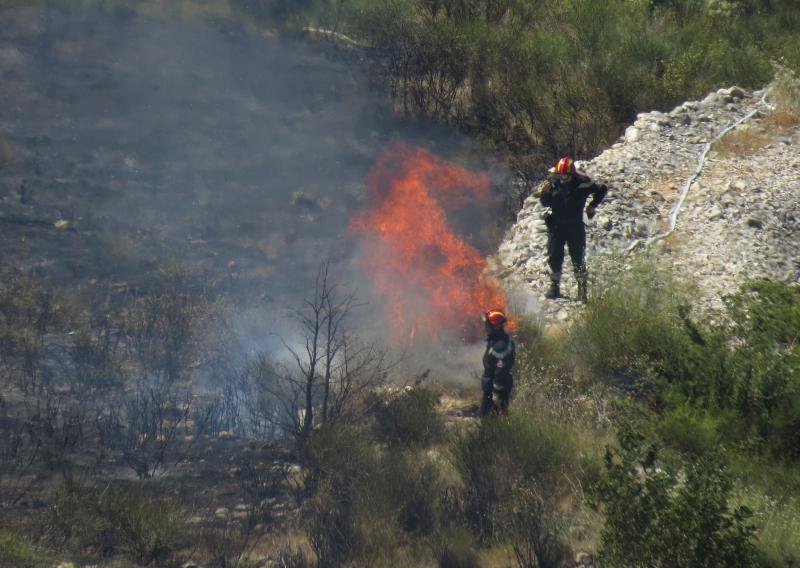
[0,4,511,382]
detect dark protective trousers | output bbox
[547,223,586,274]
[481,373,514,415]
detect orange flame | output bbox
[350,142,511,342]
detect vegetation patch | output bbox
[49,482,187,565]
[372,386,444,448]
[0,530,38,568]
[713,125,770,157]
[595,428,758,567]
[0,133,15,168]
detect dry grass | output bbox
[764,66,800,130]
[762,109,800,130]
[713,126,770,158]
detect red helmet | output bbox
[483,309,507,327]
[554,156,575,176]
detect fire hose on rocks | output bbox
[625,87,773,253]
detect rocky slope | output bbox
[496,85,800,321]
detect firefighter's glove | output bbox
[586,205,596,219]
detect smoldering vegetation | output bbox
[0,2,507,301]
[0,5,517,566]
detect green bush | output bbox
[656,404,726,458]
[567,266,800,460]
[49,482,186,564]
[453,411,578,542]
[273,0,800,173]
[304,426,380,567]
[435,528,481,568]
[373,386,444,448]
[568,259,693,381]
[0,530,37,568]
[501,482,570,568]
[596,428,758,567]
[305,425,449,566]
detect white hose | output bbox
[625,88,772,253]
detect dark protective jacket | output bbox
[482,328,515,383]
[540,173,607,228]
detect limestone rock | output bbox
[495,84,800,323]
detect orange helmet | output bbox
[483,309,507,327]
[554,156,575,176]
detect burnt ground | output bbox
[0,3,496,311]
[0,7,499,565]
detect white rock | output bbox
[624,126,640,142]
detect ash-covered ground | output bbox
[0,4,503,317]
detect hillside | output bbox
[497,82,800,320]
[1,3,799,568]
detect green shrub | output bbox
[304,426,379,567]
[305,425,449,566]
[501,482,570,568]
[453,411,578,542]
[596,428,758,567]
[0,530,37,568]
[49,482,186,564]
[568,259,693,381]
[381,451,444,535]
[435,528,481,568]
[374,387,444,448]
[656,404,725,458]
[272,0,800,174]
[569,266,800,460]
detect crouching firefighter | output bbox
[480,309,516,416]
[539,156,607,303]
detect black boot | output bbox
[545,271,561,299]
[545,281,561,299]
[577,280,588,303]
[575,265,588,303]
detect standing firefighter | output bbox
[539,156,608,302]
[480,309,516,416]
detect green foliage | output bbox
[502,482,570,568]
[303,425,383,566]
[596,428,758,567]
[452,411,578,541]
[565,264,800,461]
[733,486,800,567]
[0,530,37,568]
[655,404,728,458]
[568,259,693,380]
[49,482,186,564]
[304,424,448,566]
[373,386,444,448]
[435,528,481,568]
[274,0,800,174]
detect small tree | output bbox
[252,261,390,447]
